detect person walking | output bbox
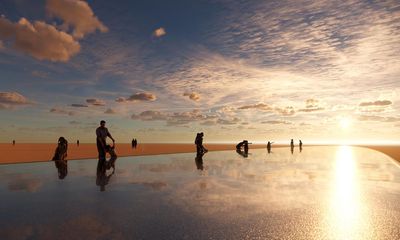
[96,120,115,162]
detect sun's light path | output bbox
[328,146,369,239]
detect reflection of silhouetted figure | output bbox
[195,132,208,154]
[12,140,15,146]
[77,140,79,146]
[195,152,205,170]
[267,141,273,153]
[236,148,248,158]
[105,144,118,173]
[299,140,303,152]
[96,159,114,192]
[55,158,68,179]
[52,137,68,179]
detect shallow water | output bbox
[1,146,400,239]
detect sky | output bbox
[0,0,400,144]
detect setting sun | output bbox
[339,117,352,130]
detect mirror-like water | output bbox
[1,146,400,239]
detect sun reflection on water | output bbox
[328,146,369,239]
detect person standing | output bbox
[96,120,115,162]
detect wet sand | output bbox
[363,145,400,164]
[0,143,273,164]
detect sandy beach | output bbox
[1,143,398,165]
[0,143,271,165]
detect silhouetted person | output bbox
[96,159,114,192]
[267,141,272,153]
[195,132,207,154]
[131,138,135,148]
[52,137,68,179]
[299,140,303,152]
[12,140,15,146]
[195,152,205,170]
[134,139,138,148]
[96,120,115,162]
[236,140,249,151]
[77,140,79,146]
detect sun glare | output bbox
[339,117,352,130]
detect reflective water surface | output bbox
[1,146,400,239]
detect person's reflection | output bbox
[96,159,114,192]
[54,159,68,179]
[236,148,249,158]
[291,147,294,154]
[195,152,205,170]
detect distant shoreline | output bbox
[1,143,399,165]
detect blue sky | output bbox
[1,0,400,143]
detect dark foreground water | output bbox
[1,146,400,240]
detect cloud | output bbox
[217,117,241,125]
[0,92,32,105]
[298,99,325,112]
[115,97,126,103]
[238,103,273,111]
[358,115,400,122]
[274,106,295,116]
[46,0,108,39]
[104,108,116,114]
[131,110,168,121]
[86,98,105,106]
[183,92,200,101]
[261,120,292,125]
[153,27,166,38]
[71,103,88,107]
[120,92,157,102]
[359,100,392,107]
[0,16,80,61]
[50,107,74,116]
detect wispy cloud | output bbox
[0,17,80,62]
[183,92,200,101]
[86,98,106,106]
[0,92,33,109]
[153,27,166,38]
[46,0,108,39]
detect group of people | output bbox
[131,138,138,149]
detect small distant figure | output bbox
[290,139,294,154]
[77,140,80,147]
[195,132,208,154]
[131,138,135,148]
[267,141,273,154]
[12,140,15,146]
[52,137,68,179]
[195,152,205,170]
[299,140,303,152]
[134,139,138,149]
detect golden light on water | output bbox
[328,146,369,239]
